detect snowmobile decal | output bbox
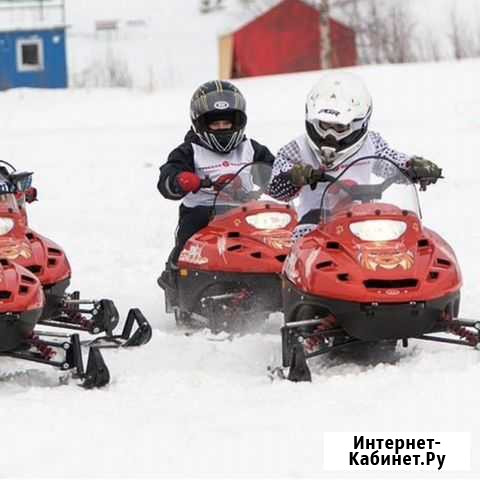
[357,242,414,271]
[217,235,227,264]
[264,237,291,250]
[252,229,293,250]
[284,249,300,282]
[304,249,318,279]
[0,241,32,260]
[179,244,208,265]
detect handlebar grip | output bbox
[310,170,335,184]
[321,173,336,183]
[418,175,443,191]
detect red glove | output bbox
[176,172,201,193]
[25,187,38,203]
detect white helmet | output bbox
[305,72,372,169]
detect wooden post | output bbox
[218,34,234,79]
[318,0,332,69]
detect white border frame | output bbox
[16,36,44,72]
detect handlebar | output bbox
[200,177,213,189]
[310,167,442,193]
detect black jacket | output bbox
[158,129,274,200]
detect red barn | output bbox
[219,0,357,79]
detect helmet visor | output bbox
[306,120,368,154]
[311,119,356,140]
[203,110,246,132]
[318,121,351,134]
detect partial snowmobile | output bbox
[159,162,296,332]
[0,162,152,388]
[280,156,477,382]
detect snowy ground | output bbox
[0,59,480,478]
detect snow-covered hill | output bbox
[1,58,480,477]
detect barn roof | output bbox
[220,0,350,36]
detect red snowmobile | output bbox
[0,162,151,388]
[159,162,296,332]
[280,156,476,382]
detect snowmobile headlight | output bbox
[0,217,14,235]
[349,220,407,241]
[245,212,292,230]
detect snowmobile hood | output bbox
[285,207,461,303]
[178,201,296,273]
[0,260,44,314]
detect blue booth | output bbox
[0,26,67,90]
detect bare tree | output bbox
[339,0,420,65]
[199,0,224,14]
[332,0,385,64]
[237,0,276,14]
[364,0,385,64]
[384,3,418,63]
[73,55,133,89]
[419,30,443,63]
[448,7,476,59]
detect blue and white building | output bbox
[0,0,67,90]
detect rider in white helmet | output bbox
[268,71,442,241]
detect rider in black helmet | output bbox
[157,80,274,290]
[190,80,247,154]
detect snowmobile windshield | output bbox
[319,156,421,224]
[211,162,283,217]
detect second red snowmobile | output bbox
[159,162,297,332]
[279,157,477,382]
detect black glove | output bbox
[408,156,442,189]
[288,164,326,190]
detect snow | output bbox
[1,57,480,477]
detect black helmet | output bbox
[190,80,247,154]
